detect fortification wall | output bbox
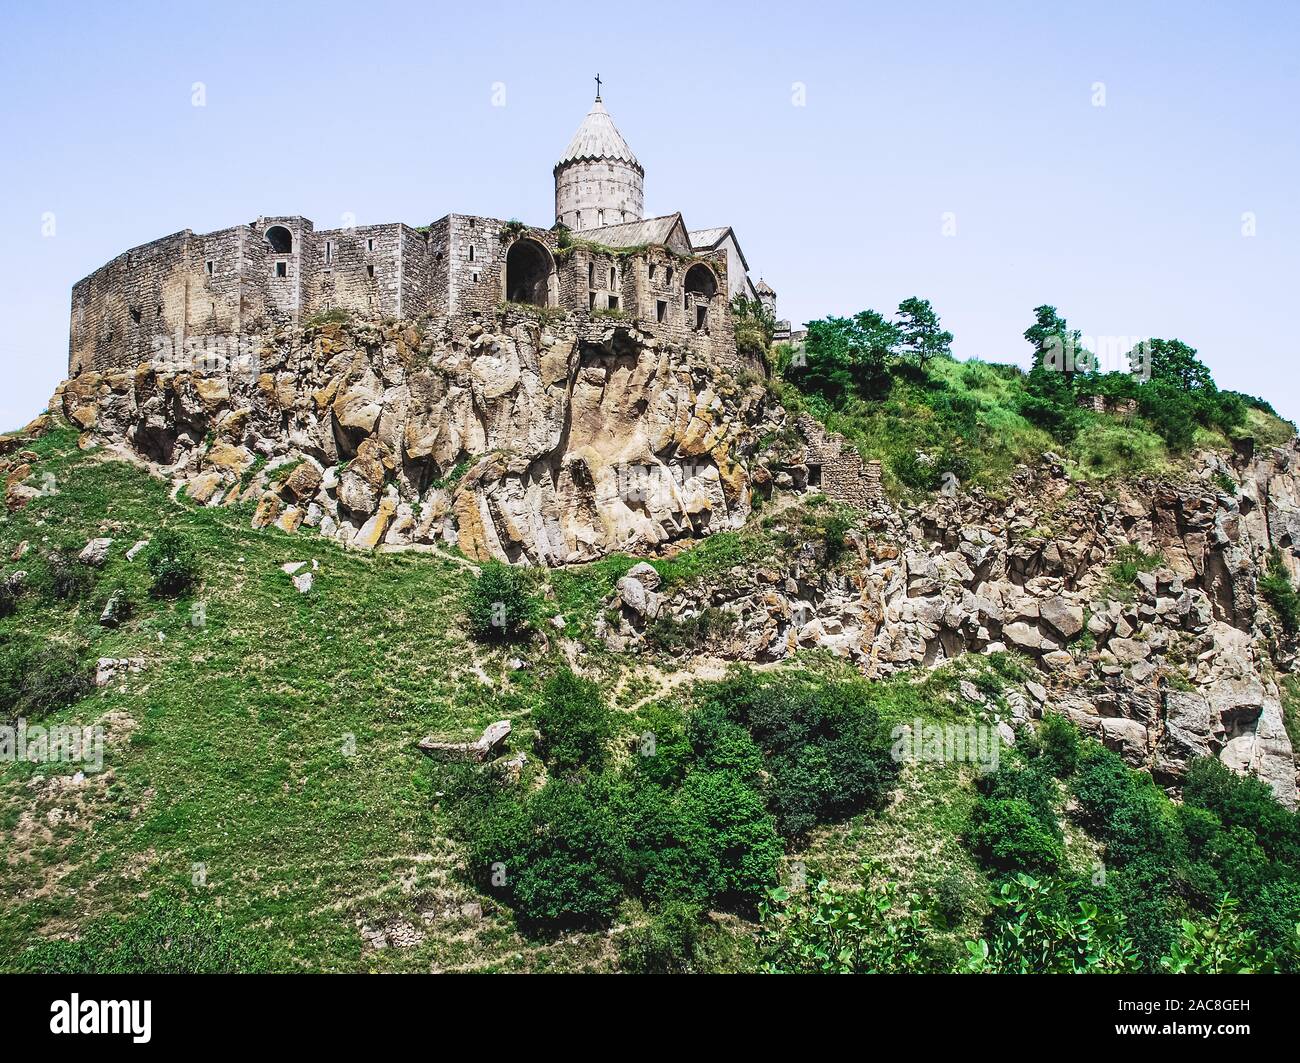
[68,213,749,378]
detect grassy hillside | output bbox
[769,342,1294,498]
[3,425,1297,974]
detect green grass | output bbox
[0,427,620,972]
[0,435,1039,973]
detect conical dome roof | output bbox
[555,100,643,174]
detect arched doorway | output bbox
[683,263,718,331]
[504,238,555,306]
[264,225,293,253]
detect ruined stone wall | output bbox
[796,413,884,509]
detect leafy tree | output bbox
[1024,304,1093,381]
[532,667,612,776]
[677,771,784,906]
[795,311,900,401]
[465,777,627,932]
[466,560,533,641]
[896,296,953,369]
[968,797,1063,873]
[1131,338,1214,391]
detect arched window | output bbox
[504,238,555,307]
[264,225,293,254]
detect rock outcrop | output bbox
[602,446,1300,807]
[52,314,786,565]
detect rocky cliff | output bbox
[603,445,1300,807]
[48,315,772,565]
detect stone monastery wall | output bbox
[69,214,740,377]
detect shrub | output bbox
[968,797,1062,873]
[0,635,91,725]
[1259,548,1300,636]
[532,667,612,776]
[464,778,627,933]
[617,779,723,905]
[1034,713,1082,778]
[15,893,270,973]
[821,511,853,562]
[0,578,14,617]
[965,873,1137,973]
[466,560,533,641]
[699,671,899,838]
[143,529,200,598]
[760,872,933,974]
[617,901,704,973]
[676,771,783,907]
[1071,745,1137,830]
[28,549,95,604]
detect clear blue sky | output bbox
[2,0,1297,430]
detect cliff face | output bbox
[52,315,772,565]
[604,446,1300,808]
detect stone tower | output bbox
[554,79,644,232]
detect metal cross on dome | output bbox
[594,73,602,102]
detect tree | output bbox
[797,311,900,401]
[466,560,533,641]
[1024,304,1093,382]
[532,667,613,776]
[1131,338,1214,391]
[143,529,200,598]
[896,296,953,370]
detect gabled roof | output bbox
[755,277,776,296]
[555,100,643,174]
[579,213,692,255]
[689,225,751,274]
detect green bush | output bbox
[464,777,627,933]
[1035,713,1082,778]
[760,872,934,974]
[1071,745,1137,830]
[143,529,200,598]
[617,901,704,973]
[15,893,270,973]
[699,671,899,838]
[676,771,784,906]
[968,797,1062,873]
[1259,548,1300,636]
[0,634,91,725]
[27,550,95,604]
[466,560,533,641]
[965,873,1137,973]
[532,667,612,776]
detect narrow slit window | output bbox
[656,300,667,323]
[275,261,287,278]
